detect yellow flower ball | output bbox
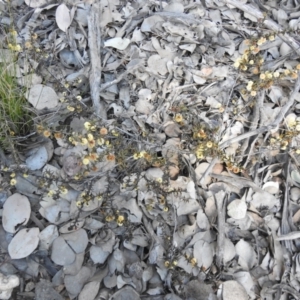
[99,127,108,135]
[81,138,88,145]
[206,141,213,148]
[10,179,17,186]
[234,61,240,68]
[43,131,51,138]
[117,215,124,223]
[60,187,68,195]
[82,158,90,165]
[174,113,183,123]
[156,178,163,183]
[14,44,22,52]
[97,138,105,145]
[84,122,91,130]
[87,133,94,141]
[291,72,298,79]
[260,74,266,80]
[190,257,197,267]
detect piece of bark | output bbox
[87,2,106,119]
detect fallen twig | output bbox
[87,2,106,119]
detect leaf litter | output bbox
[0,0,300,299]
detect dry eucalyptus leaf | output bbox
[234,271,256,299]
[64,253,85,276]
[39,225,59,250]
[196,209,210,231]
[90,246,110,264]
[178,223,199,240]
[291,170,300,183]
[286,113,297,129]
[290,187,300,201]
[39,201,70,225]
[51,236,76,266]
[193,240,214,269]
[35,280,63,300]
[251,191,279,210]
[3,193,31,234]
[26,84,59,110]
[235,239,257,270]
[109,286,140,300]
[59,49,82,69]
[222,280,248,300]
[280,42,292,56]
[62,229,88,254]
[135,99,154,114]
[145,168,164,181]
[104,37,130,50]
[8,228,40,259]
[224,238,236,263]
[184,280,214,300]
[63,154,82,177]
[164,121,182,138]
[195,162,212,186]
[147,55,168,76]
[227,200,247,220]
[15,175,40,195]
[175,197,200,216]
[75,5,88,26]
[164,2,184,13]
[59,220,85,234]
[262,182,279,194]
[56,4,73,32]
[25,0,54,8]
[64,266,92,298]
[78,281,100,300]
[26,145,49,170]
[141,15,164,32]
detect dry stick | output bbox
[214,189,227,268]
[241,90,265,167]
[281,158,293,251]
[219,75,300,150]
[225,0,300,56]
[87,2,107,120]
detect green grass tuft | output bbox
[0,50,33,152]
